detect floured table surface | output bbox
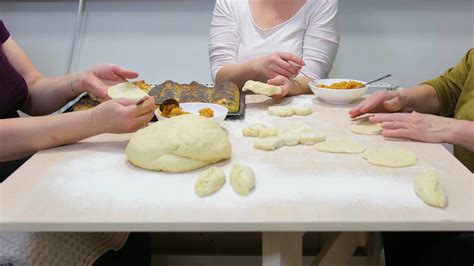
[1,95,473,231]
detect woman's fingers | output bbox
[370,113,411,123]
[84,74,110,99]
[382,129,412,139]
[111,64,139,80]
[276,58,299,76]
[270,65,294,78]
[381,121,409,130]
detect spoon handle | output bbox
[365,74,392,86]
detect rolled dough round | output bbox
[108,82,148,100]
[126,115,232,172]
[363,148,417,168]
[350,119,382,135]
[313,139,365,154]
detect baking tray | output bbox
[64,83,246,120]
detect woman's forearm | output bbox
[399,84,440,114]
[288,76,312,96]
[448,119,474,152]
[0,110,101,161]
[215,60,261,88]
[21,74,80,116]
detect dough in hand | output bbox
[242,80,282,96]
[258,127,278,138]
[108,82,148,100]
[279,131,300,146]
[242,124,267,137]
[313,139,365,154]
[414,171,446,208]
[254,137,284,151]
[351,118,382,135]
[293,106,313,116]
[300,132,326,145]
[363,148,417,168]
[195,167,226,197]
[268,106,294,117]
[230,164,256,196]
[126,115,232,173]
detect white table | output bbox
[1,95,473,265]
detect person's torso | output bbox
[453,50,474,172]
[234,0,314,62]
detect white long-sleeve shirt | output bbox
[209,0,340,82]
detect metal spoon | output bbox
[364,74,392,86]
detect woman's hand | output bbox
[252,52,305,80]
[73,64,139,100]
[90,96,155,134]
[349,91,405,118]
[370,111,456,143]
[267,75,296,100]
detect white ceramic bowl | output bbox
[155,103,228,124]
[309,79,368,105]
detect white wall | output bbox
[1,0,473,86]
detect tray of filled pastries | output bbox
[68,80,245,119]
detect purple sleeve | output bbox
[0,21,11,44]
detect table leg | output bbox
[262,232,304,266]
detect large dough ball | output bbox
[126,115,232,172]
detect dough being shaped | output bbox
[279,131,300,146]
[242,124,267,137]
[293,106,313,116]
[195,167,226,197]
[300,132,326,145]
[230,164,256,196]
[108,82,148,100]
[126,115,231,173]
[268,106,294,117]
[363,148,417,168]
[254,137,284,151]
[313,139,365,154]
[414,171,447,208]
[242,80,282,96]
[351,118,382,135]
[258,127,278,138]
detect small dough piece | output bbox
[108,82,149,100]
[351,118,382,135]
[194,167,226,197]
[414,171,446,208]
[258,127,278,138]
[268,106,294,117]
[300,132,326,145]
[242,80,282,96]
[254,137,284,151]
[230,164,256,196]
[279,131,300,146]
[313,139,365,154]
[363,148,417,168]
[293,106,313,116]
[242,124,267,137]
[291,126,312,134]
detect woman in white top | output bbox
[209,0,339,99]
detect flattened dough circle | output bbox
[363,148,417,168]
[351,119,382,135]
[108,82,148,100]
[313,139,365,154]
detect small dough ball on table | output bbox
[230,164,256,196]
[268,106,294,117]
[351,118,382,135]
[291,126,312,134]
[313,139,365,154]
[300,132,326,145]
[242,80,282,96]
[195,167,226,197]
[108,82,149,100]
[414,171,447,208]
[258,127,278,138]
[242,124,267,137]
[293,106,313,116]
[126,115,231,173]
[279,131,301,146]
[254,137,284,151]
[363,148,417,168]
